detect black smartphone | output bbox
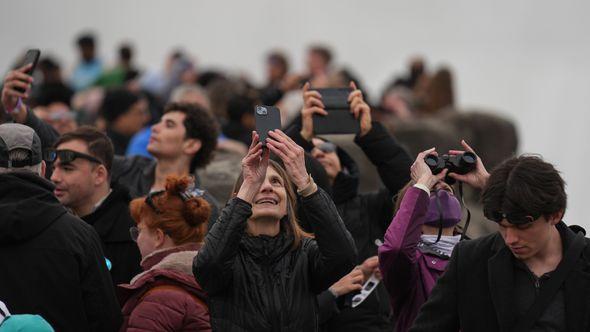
[311,87,360,135]
[254,105,281,146]
[15,49,41,94]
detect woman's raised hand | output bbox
[266,129,310,190]
[236,131,270,204]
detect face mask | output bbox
[424,190,462,228]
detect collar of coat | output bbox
[330,146,360,204]
[487,221,590,332]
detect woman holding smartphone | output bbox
[194,130,356,331]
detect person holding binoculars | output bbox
[378,140,487,332]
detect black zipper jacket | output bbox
[194,188,357,331]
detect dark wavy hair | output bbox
[164,102,220,171]
[482,155,567,220]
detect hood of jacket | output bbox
[0,172,67,245]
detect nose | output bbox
[50,166,61,183]
[259,177,275,193]
[151,121,161,133]
[504,226,519,246]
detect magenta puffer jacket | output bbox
[378,187,450,332]
[118,243,211,332]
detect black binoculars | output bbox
[424,152,477,184]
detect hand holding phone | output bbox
[254,105,281,146]
[310,87,360,135]
[2,49,40,114]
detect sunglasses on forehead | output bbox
[484,211,539,225]
[46,149,102,165]
[144,187,205,214]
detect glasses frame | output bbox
[485,211,538,225]
[46,149,102,165]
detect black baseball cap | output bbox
[0,123,43,168]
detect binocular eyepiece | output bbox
[424,152,477,184]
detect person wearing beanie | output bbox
[100,88,148,155]
[378,147,463,332]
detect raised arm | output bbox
[266,129,357,293]
[2,65,59,169]
[194,133,268,295]
[378,148,447,299]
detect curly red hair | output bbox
[130,175,211,245]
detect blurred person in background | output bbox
[119,175,211,331]
[100,88,149,155]
[286,82,413,332]
[392,56,427,91]
[32,58,77,134]
[259,51,301,106]
[96,43,139,88]
[71,33,103,91]
[414,67,455,116]
[50,127,142,285]
[306,45,333,88]
[222,94,256,146]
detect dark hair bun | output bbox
[164,175,211,227]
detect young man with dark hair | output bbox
[50,126,141,285]
[410,143,590,332]
[0,123,121,331]
[112,102,220,222]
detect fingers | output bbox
[304,92,324,108]
[17,63,33,73]
[415,147,436,162]
[302,82,310,92]
[309,106,328,116]
[460,139,475,153]
[249,131,260,151]
[434,168,449,182]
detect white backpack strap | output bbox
[0,300,11,324]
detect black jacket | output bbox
[194,188,357,331]
[0,172,122,332]
[287,122,412,331]
[81,185,142,285]
[410,222,590,332]
[111,155,220,225]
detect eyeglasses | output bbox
[46,149,102,165]
[484,211,539,225]
[317,141,337,154]
[129,226,140,242]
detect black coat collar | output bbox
[487,222,590,331]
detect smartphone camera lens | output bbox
[256,106,268,115]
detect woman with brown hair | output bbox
[118,175,212,331]
[194,130,357,331]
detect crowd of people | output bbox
[0,32,589,332]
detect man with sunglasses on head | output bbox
[410,142,590,332]
[0,123,121,331]
[286,82,413,332]
[49,126,142,285]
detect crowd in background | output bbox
[1,31,586,332]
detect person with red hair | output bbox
[118,175,211,331]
